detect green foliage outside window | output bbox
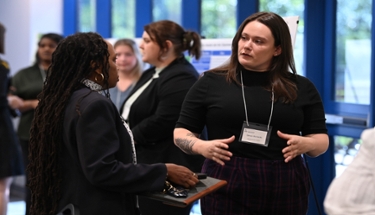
[201,0,237,38]
[112,0,135,38]
[335,0,371,103]
[259,0,304,75]
[153,0,182,24]
[78,0,96,32]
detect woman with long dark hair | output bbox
[174,12,329,215]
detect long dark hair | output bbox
[28,32,110,215]
[210,12,298,103]
[144,20,202,60]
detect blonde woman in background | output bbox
[109,39,144,111]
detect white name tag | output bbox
[239,122,272,147]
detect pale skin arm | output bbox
[7,95,38,113]
[18,100,39,112]
[278,130,329,163]
[174,128,234,166]
[7,95,24,109]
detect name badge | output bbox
[239,122,272,147]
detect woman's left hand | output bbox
[278,130,312,163]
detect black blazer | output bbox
[60,87,167,215]
[120,56,204,172]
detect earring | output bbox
[160,54,167,61]
[94,73,104,82]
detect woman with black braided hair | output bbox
[28,32,199,215]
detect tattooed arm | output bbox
[174,128,234,166]
[174,130,199,154]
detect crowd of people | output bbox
[0,10,372,215]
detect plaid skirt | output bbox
[201,156,310,215]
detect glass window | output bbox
[259,0,304,75]
[334,135,361,177]
[78,0,96,32]
[335,0,372,104]
[152,0,182,24]
[112,0,136,38]
[201,0,237,38]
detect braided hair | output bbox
[28,32,110,215]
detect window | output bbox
[334,135,361,177]
[335,0,372,104]
[112,0,136,38]
[259,0,304,76]
[201,0,237,38]
[152,0,182,24]
[78,0,96,32]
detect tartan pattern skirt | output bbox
[201,156,310,215]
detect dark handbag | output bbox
[163,181,188,198]
[8,107,20,117]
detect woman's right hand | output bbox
[7,95,24,109]
[196,136,234,166]
[174,128,234,166]
[165,164,199,188]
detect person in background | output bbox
[119,20,205,215]
[324,126,375,215]
[109,39,144,111]
[27,32,199,215]
[8,32,63,215]
[0,22,23,215]
[173,11,329,215]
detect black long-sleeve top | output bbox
[176,70,327,160]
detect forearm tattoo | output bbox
[175,132,198,154]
